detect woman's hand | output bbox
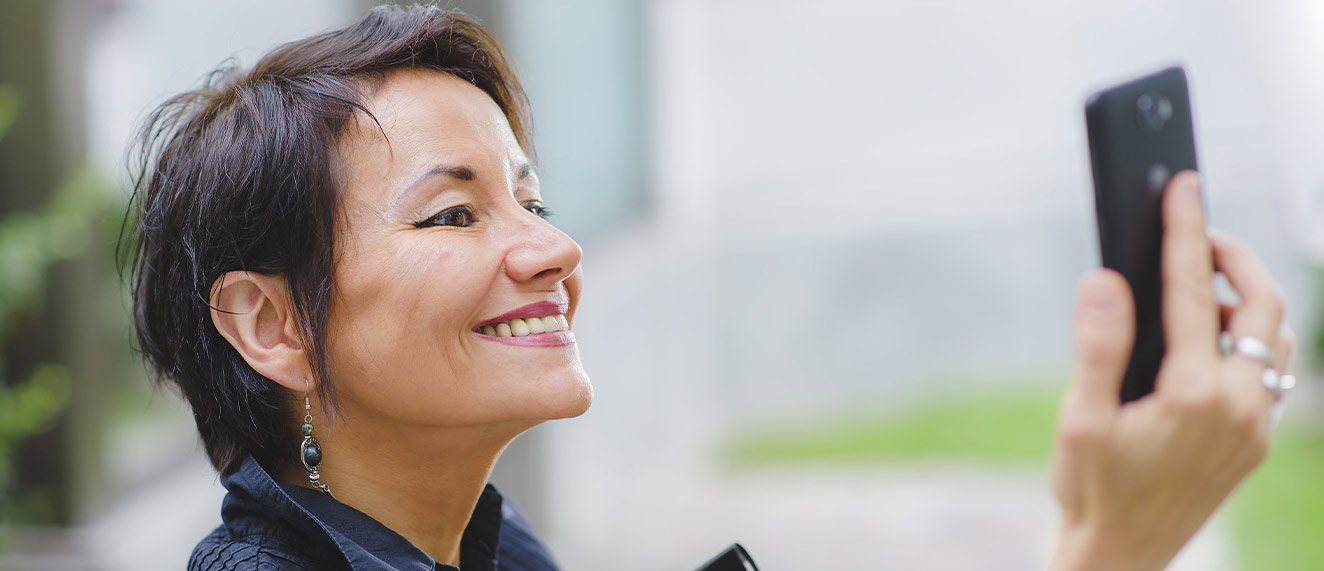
[1049,171,1292,571]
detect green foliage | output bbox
[1311,267,1324,368]
[0,84,17,140]
[0,366,71,480]
[0,83,111,524]
[0,168,112,340]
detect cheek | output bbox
[565,267,585,323]
[338,237,475,327]
[385,238,494,328]
[326,237,495,404]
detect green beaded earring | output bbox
[300,381,333,496]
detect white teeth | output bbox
[510,318,530,337]
[480,314,569,337]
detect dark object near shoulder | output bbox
[188,525,347,571]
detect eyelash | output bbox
[413,201,553,228]
[522,201,554,220]
[414,205,475,228]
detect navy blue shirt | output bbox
[188,455,559,571]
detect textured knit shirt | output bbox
[188,455,559,571]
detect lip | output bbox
[480,330,576,347]
[474,300,570,330]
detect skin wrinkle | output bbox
[125,7,540,476]
[281,68,586,564]
[132,9,565,555]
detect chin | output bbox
[564,379,594,418]
[545,372,593,420]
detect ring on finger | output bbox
[1279,373,1297,394]
[1262,368,1297,399]
[1269,372,1296,427]
[1225,335,1276,368]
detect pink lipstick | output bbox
[473,301,575,347]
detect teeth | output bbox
[511,318,530,337]
[479,314,571,337]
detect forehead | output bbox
[340,68,526,183]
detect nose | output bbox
[503,211,582,286]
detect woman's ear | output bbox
[209,271,311,392]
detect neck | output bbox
[282,415,534,566]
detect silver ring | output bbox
[1262,368,1282,396]
[1231,336,1276,368]
[1262,369,1296,399]
[1270,373,1296,426]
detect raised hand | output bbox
[1050,171,1292,570]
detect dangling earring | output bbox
[301,380,333,497]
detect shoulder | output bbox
[187,524,347,571]
[496,498,560,570]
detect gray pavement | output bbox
[551,462,1232,571]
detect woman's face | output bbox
[326,69,590,432]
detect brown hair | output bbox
[124,4,533,474]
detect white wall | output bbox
[542,1,1324,567]
[86,0,359,184]
[78,1,1324,567]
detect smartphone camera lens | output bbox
[1137,92,1174,132]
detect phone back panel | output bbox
[1085,67,1199,402]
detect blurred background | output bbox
[1,0,1322,569]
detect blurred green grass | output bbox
[1229,425,1324,569]
[725,387,1059,467]
[722,384,1324,570]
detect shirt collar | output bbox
[220,455,505,571]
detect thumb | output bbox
[1062,269,1135,428]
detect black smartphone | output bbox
[1084,66,1199,402]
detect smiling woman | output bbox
[126,6,586,570]
[124,4,1293,571]
[321,69,589,432]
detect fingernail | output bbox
[1176,170,1203,194]
[1084,279,1117,311]
[1162,172,1202,208]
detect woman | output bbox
[125,5,1292,570]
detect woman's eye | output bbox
[521,200,553,219]
[415,206,476,228]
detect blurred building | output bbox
[1,0,1321,569]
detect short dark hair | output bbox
[124,4,533,475]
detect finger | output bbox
[1161,171,1220,358]
[1209,231,1287,400]
[1062,269,1134,433]
[1209,231,1286,344]
[1276,326,1295,374]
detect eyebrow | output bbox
[393,162,536,207]
[517,163,535,180]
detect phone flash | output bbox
[1147,163,1171,194]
